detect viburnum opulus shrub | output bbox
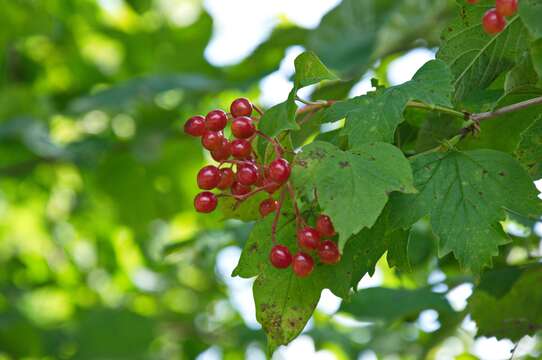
[185,0,542,353]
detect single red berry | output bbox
[496,0,517,16]
[236,163,259,185]
[184,115,206,137]
[231,116,256,139]
[482,8,506,34]
[230,98,253,117]
[230,139,252,159]
[211,138,231,162]
[269,245,292,269]
[292,252,314,277]
[316,214,336,237]
[194,191,217,213]
[197,165,221,190]
[263,177,282,194]
[318,240,341,265]
[205,109,228,131]
[217,168,235,190]
[231,181,251,196]
[259,198,278,217]
[268,158,291,183]
[202,131,224,151]
[297,227,321,250]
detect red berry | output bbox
[496,0,517,16]
[211,138,231,162]
[269,245,292,269]
[202,131,224,151]
[230,98,253,117]
[467,0,477,3]
[194,191,217,213]
[482,8,506,34]
[263,177,282,194]
[231,116,256,139]
[316,214,336,237]
[205,109,228,131]
[197,165,220,190]
[231,181,251,196]
[297,227,321,250]
[259,198,278,217]
[236,163,259,185]
[292,252,314,277]
[230,139,252,159]
[268,158,291,183]
[184,115,206,137]
[217,168,235,190]
[318,240,341,265]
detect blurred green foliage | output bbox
[1,0,541,359]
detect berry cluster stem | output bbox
[271,188,287,244]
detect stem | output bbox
[296,100,335,116]
[255,130,283,157]
[295,96,328,106]
[471,96,542,122]
[407,100,469,119]
[253,105,264,116]
[272,188,287,244]
[286,182,304,229]
[232,186,267,202]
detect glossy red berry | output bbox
[230,139,252,159]
[231,116,256,139]
[211,138,231,162]
[231,181,251,196]
[268,158,291,183]
[194,191,217,213]
[197,165,220,190]
[205,109,228,131]
[236,163,259,185]
[230,98,253,117]
[297,227,321,250]
[496,0,517,16]
[292,252,314,277]
[482,8,506,34]
[259,198,278,217]
[269,245,292,269]
[202,131,224,151]
[217,168,235,190]
[263,177,281,194]
[316,214,336,237]
[318,240,341,265]
[184,115,206,137]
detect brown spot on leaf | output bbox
[339,161,350,168]
[499,171,506,177]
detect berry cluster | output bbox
[269,214,340,278]
[186,97,290,214]
[185,98,341,277]
[469,0,518,35]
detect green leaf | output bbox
[340,287,454,323]
[389,149,541,273]
[415,113,464,153]
[531,39,542,80]
[292,141,415,248]
[519,0,542,39]
[324,60,453,146]
[386,229,411,273]
[257,90,298,156]
[460,87,542,154]
[516,115,542,179]
[437,1,528,102]
[219,192,269,221]
[477,266,524,298]
[307,0,453,75]
[469,265,542,341]
[504,54,539,93]
[294,51,338,88]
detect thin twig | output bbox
[471,96,542,122]
[271,188,287,244]
[286,181,303,230]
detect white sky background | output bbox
[195,1,538,359]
